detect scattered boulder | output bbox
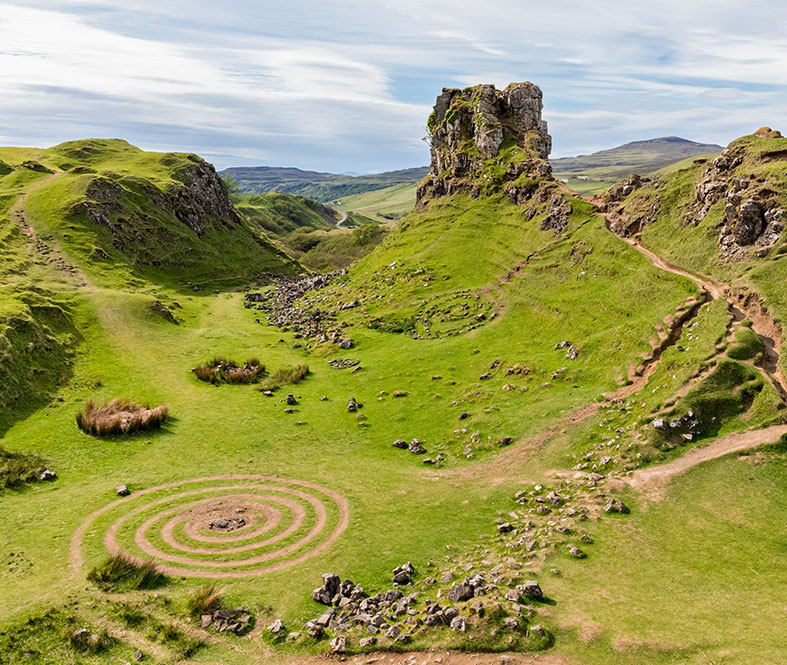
[39,469,56,481]
[408,439,426,454]
[392,562,414,585]
[267,619,285,634]
[116,484,130,496]
[604,498,629,514]
[446,582,474,602]
[518,580,544,600]
[330,634,346,653]
[200,607,253,634]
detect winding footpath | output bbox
[9,170,93,287]
[595,208,787,491]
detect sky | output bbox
[1,1,785,173]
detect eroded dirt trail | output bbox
[8,171,93,287]
[459,205,787,488]
[596,206,787,402]
[628,424,787,498]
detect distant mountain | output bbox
[221,165,429,202]
[551,137,723,194]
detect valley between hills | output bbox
[1,82,787,665]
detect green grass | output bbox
[3,133,787,665]
[237,191,338,235]
[0,446,47,491]
[333,182,417,222]
[728,322,765,361]
[542,452,787,665]
[87,553,168,591]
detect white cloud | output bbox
[0,0,786,170]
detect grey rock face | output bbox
[734,199,765,245]
[418,82,552,204]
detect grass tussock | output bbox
[186,584,222,617]
[87,553,168,591]
[192,357,265,385]
[0,447,46,491]
[76,398,168,436]
[259,364,309,391]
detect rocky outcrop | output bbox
[79,157,242,248]
[610,130,786,257]
[685,132,785,259]
[417,82,553,205]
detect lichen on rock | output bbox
[417,82,553,205]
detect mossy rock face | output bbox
[418,82,554,207]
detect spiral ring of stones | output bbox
[70,475,349,578]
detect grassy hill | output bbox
[2,114,787,665]
[332,182,417,222]
[0,139,299,288]
[221,165,428,202]
[553,136,723,194]
[236,191,338,235]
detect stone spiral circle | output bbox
[70,475,349,578]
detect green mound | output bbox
[237,191,338,235]
[2,139,300,287]
[0,289,78,433]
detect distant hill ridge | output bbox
[221,165,429,202]
[552,136,723,172]
[551,136,724,194]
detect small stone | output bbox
[330,635,346,653]
[267,619,284,633]
[132,649,144,661]
[116,484,130,496]
[39,469,56,481]
[450,616,466,632]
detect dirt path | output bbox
[335,211,349,228]
[452,204,786,486]
[628,424,787,498]
[8,171,93,287]
[598,210,787,402]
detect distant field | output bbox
[332,182,417,223]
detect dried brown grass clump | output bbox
[76,398,168,436]
[192,357,265,385]
[259,365,309,392]
[186,584,223,617]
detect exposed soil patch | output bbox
[628,424,787,499]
